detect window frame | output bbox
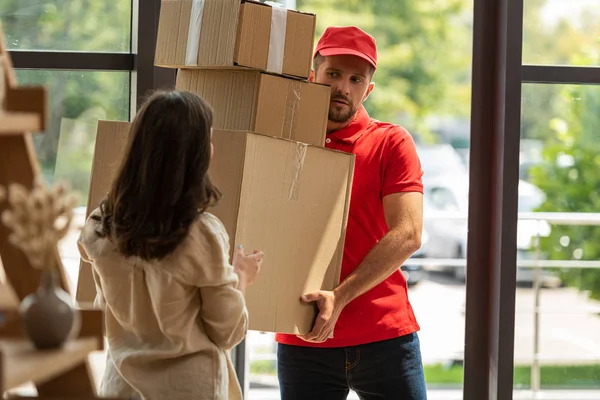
[466,0,600,399]
[9,0,176,117]
[9,0,600,398]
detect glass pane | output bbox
[523,0,600,66]
[516,83,600,398]
[247,0,474,398]
[0,1,131,52]
[14,70,131,293]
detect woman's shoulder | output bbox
[196,211,226,232]
[167,211,233,283]
[185,211,230,254]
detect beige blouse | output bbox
[78,209,247,400]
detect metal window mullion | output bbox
[133,0,176,112]
[10,51,134,71]
[463,0,524,398]
[130,0,138,121]
[522,65,600,85]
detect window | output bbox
[15,70,130,193]
[516,83,600,392]
[12,70,131,292]
[246,0,474,397]
[4,0,600,398]
[0,0,132,52]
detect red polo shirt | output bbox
[276,106,424,348]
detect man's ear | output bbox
[364,81,375,101]
[309,69,315,82]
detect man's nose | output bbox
[334,80,351,96]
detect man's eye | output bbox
[352,77,363,84]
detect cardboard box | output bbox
[76,120,132,303]
[176,69,330,147]
[75,121,355,334]
[155,0,316,79]
[210,130,354,334]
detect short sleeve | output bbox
[381,126,424,197]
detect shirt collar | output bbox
[327,106,371,144]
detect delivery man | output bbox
[275,26,427,399]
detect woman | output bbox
[78,90,262,400]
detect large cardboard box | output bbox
[210,130,354,334]
[76,120,132,303]
[155,0,316,79]
[176,69,330,147]
[76,121,355,335]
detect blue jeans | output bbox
[277,333,427,400]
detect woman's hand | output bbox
[233,244,264,291]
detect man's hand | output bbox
[297,290,346,343]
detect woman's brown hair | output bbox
[99,90,221,260]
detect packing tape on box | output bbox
[185,0,206,66]
[289,142,308,200]
[266,2,287,74]
[282,80,302,139]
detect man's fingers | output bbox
[300,314,326,342]
[301,292,321,303]
[317,327,334,343]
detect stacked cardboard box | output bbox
[77,0,355,336]
[155,0,331,146]
[154,0,356,334]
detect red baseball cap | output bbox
[314,26,378,70]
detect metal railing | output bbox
[60,211,600,392]
[245,212,600,392]
[420,211,600,392]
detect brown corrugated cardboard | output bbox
[176,69,330,146]
[210,130,354,334]
[155,0,316,79]
[76,120,132,303]
[75,122,354,335]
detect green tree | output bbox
[519,1,600,298]
[520,0,600,143]
[296,0,472,142]
[530,85,600,299]
[1,0,132,205]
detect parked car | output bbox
[421,173,559,286]
[417,143,468,179]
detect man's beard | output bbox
[328,95,357,123]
